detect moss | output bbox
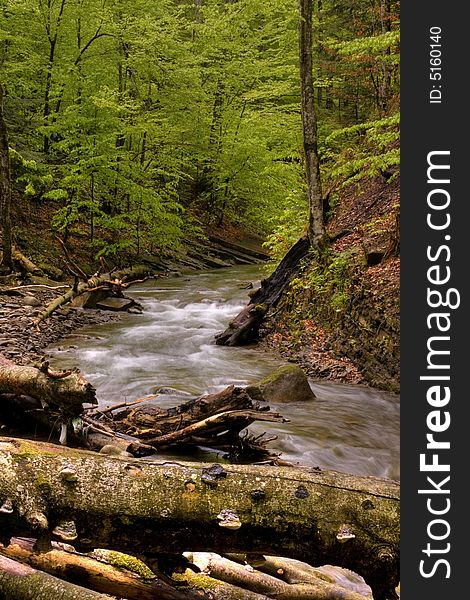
[258,364,304,386]
[96,550,155,579]
[173,570,218,590]
[35,474,53,494]
[11,443,56,463]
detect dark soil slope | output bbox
[259,173,400,393]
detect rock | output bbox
[246,364,316,404]
[95,297,137,312]
[99,444,133,458]
[21,295,42,307]
[71,289,110,308]
[152,386,194,397]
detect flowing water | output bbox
[47,264,400,482]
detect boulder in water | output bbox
[246,364,316,404]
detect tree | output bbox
[0,82,12,274]
[298,0,326,249]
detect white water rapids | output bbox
[47,265,399,481]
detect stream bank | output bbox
[0,233,269,367]
[43,265,400,481]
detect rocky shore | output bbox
[0,284,123,366]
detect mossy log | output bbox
[0,436,399,600]
[215,236,311,346]
[11,247,43,276]
[0,554,115,600]
[185,552,371,599]
[0,538,202,600]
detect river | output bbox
[47,264,400,482]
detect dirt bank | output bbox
[258,173,400,394]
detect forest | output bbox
[0,1,400,599]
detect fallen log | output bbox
[181,568,273,599]
[0,538,203,600]
[143,409,286,448]
[0,554,115,600]
[0,436,400,600]
[215,236,311,346]
[12,247,43,276]
[0,382,283,461]
[95,384,287,460]
[0,361,96,418]
[185,552,371,599]
[252,555,372,594]
[34,269,149,324]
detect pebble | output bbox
[21,296,42,307]
[0,288,123,366]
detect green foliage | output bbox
[1,0,400,260]
[290,249,360,318]
[329,30,400,63]
[324,113,399,185]
[9,150,54,199]
[263,190,308,264]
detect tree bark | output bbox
[0,383,283,460]
[186,552,371,599]
[0,82,12,274]
[0,436,400,599]
[11,247,44,276]
[298,0,326,249]
[34,269,148,323]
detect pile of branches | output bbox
[0,359,287,463]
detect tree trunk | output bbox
[0,83,12,274]
[298,0,326,249]
[0,361,97,417]
[378,0,392,117]
[215,236,310,346]
[0,436,400,600]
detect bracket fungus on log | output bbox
[0,436,399,599]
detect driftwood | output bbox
[0,375,286,460]
[0,554,115,600]
[182,568,274,599]
[215,236,311,346]
[34,267,149,324]
[0,540,373,600]
[252,554,371,592]
[185,552,371,599]
[104,385,287,460]
[0,436,400,600]
[0,538,203,600]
